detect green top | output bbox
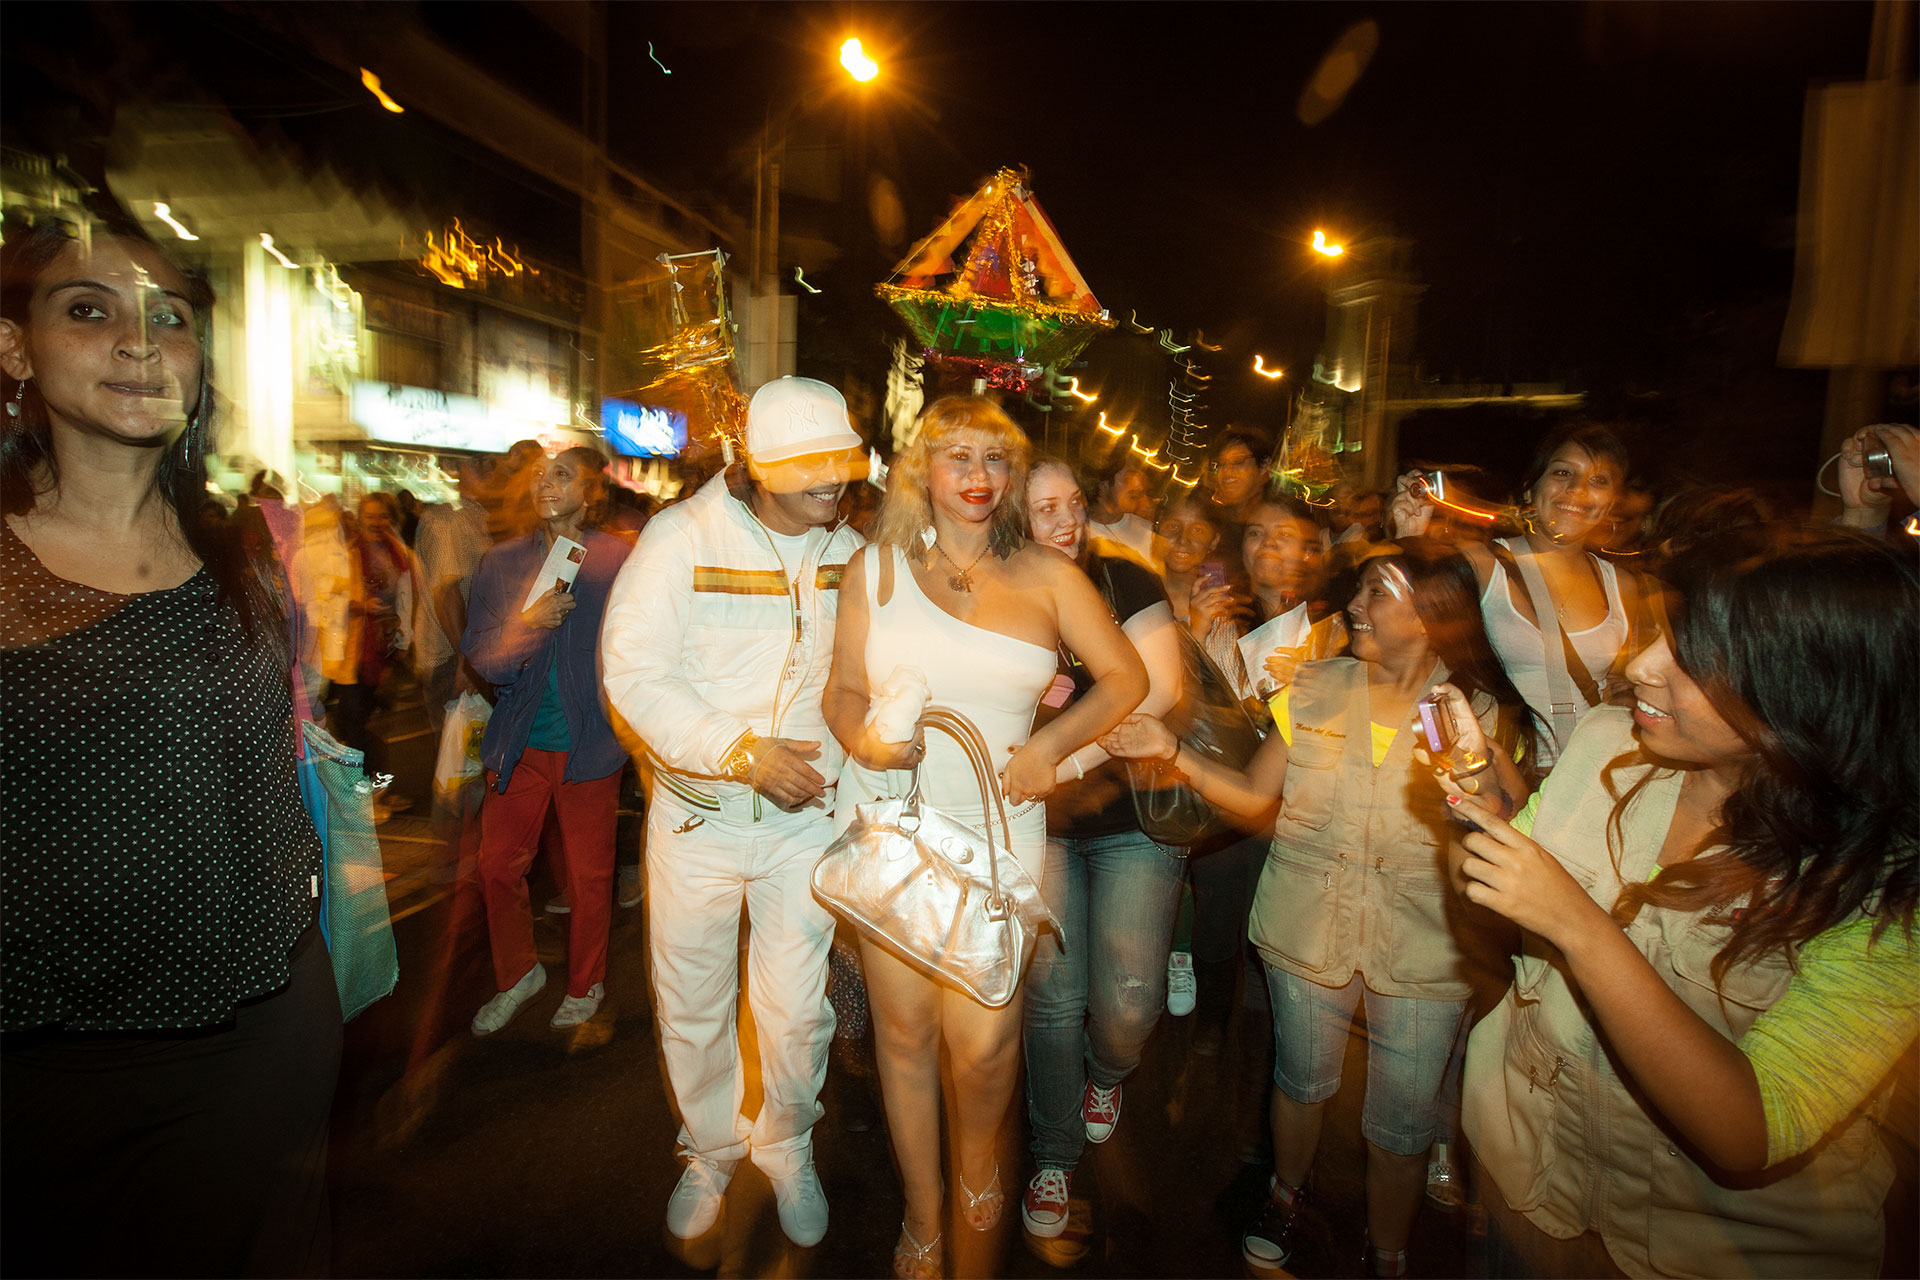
[1512,793,1920,1164]
[525,654,571,752]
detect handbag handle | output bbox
[905,705,1017,921]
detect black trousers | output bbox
[2,927,343,1277]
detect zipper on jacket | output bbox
[740,503,846,820]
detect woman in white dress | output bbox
[824,397,1147,1278]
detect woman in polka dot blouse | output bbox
[0,202,340,1275]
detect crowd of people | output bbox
[4,203,1918,1280]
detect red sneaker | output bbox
[1082,1079,1122,1144]
[1021,1168,1073,1239]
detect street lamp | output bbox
[752,38,883,383]
[1311,229,1344,258]
[840,38,880,83]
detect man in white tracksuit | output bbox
[601,377,865,1248]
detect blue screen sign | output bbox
[602,397,687,458]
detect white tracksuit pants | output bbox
[644,787,837,1177]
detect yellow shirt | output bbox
[1268,687,1396,766]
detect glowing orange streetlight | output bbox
[1311,229,1344,258]
[839,38,880,82]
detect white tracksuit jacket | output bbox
[600,464,863,1169]
[601,465,864,820]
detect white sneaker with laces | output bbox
[666,1155,736,1239]
[470,964,546,1036]
[1166,950,1196,1016]
[769,1158,829,1246]
[550,982,604,1029]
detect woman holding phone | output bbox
[1103,545,1536,1277]
[462,446,631,1034]
[1432,529,1916,1277]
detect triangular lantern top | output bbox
[884,167,1106,315]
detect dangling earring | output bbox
[5,378,25,421]
[920,525,937,552]
[177,415,200,468]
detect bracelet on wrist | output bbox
[1069,752,1085,781]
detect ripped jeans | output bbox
[1023,829,1185,1171]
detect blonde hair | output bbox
[874,396,1033,560]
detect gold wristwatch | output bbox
[721,730,761,781]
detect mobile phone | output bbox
[1416,694,1455,756]
[1864,431,1896,480]
[1198,560,1227,591]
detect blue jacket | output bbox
[462,529,632,791]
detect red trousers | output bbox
[478,749,619,997]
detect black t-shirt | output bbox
[1,526,321,1032]
[1044,554,1168,838]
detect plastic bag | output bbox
[434,691,491,796]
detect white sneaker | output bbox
[1166,951,1196,1017]
[666,1155,735,1239]
[545,891,571,914]
[470,964,546,1036]
[617,864,644,908]
[769,1158,829,1246]
[550,982,604,1029]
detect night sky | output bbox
[605,1,1879,475]
[2,1,1887,489]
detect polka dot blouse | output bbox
[1,524,322,1033]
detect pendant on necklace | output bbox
[949,571,972,593]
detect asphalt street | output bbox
[325,681,1917,1279]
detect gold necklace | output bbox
[932,540,991,592]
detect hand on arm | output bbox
[1054,602,1185,784]
[1007,562,1148,804]
[1099,714,1287,829]
[1448,791,1770,1172]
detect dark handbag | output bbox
[812,706,1061,1008]
[1124,626,1265,847]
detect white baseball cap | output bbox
[745,377,863,464]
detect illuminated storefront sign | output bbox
[350,380,577,454]
[351,381,516,453]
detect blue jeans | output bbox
[1267,965,1467,1156]
[1023,829,1185,1171]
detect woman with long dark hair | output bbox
[1392,423,1644,768]
[0,206,339,1274]
[1442,529,1917,1277]
[1103,543,1537,1278]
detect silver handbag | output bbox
[813,706,1061,1008]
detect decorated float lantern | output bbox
[877,166,1114,392]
